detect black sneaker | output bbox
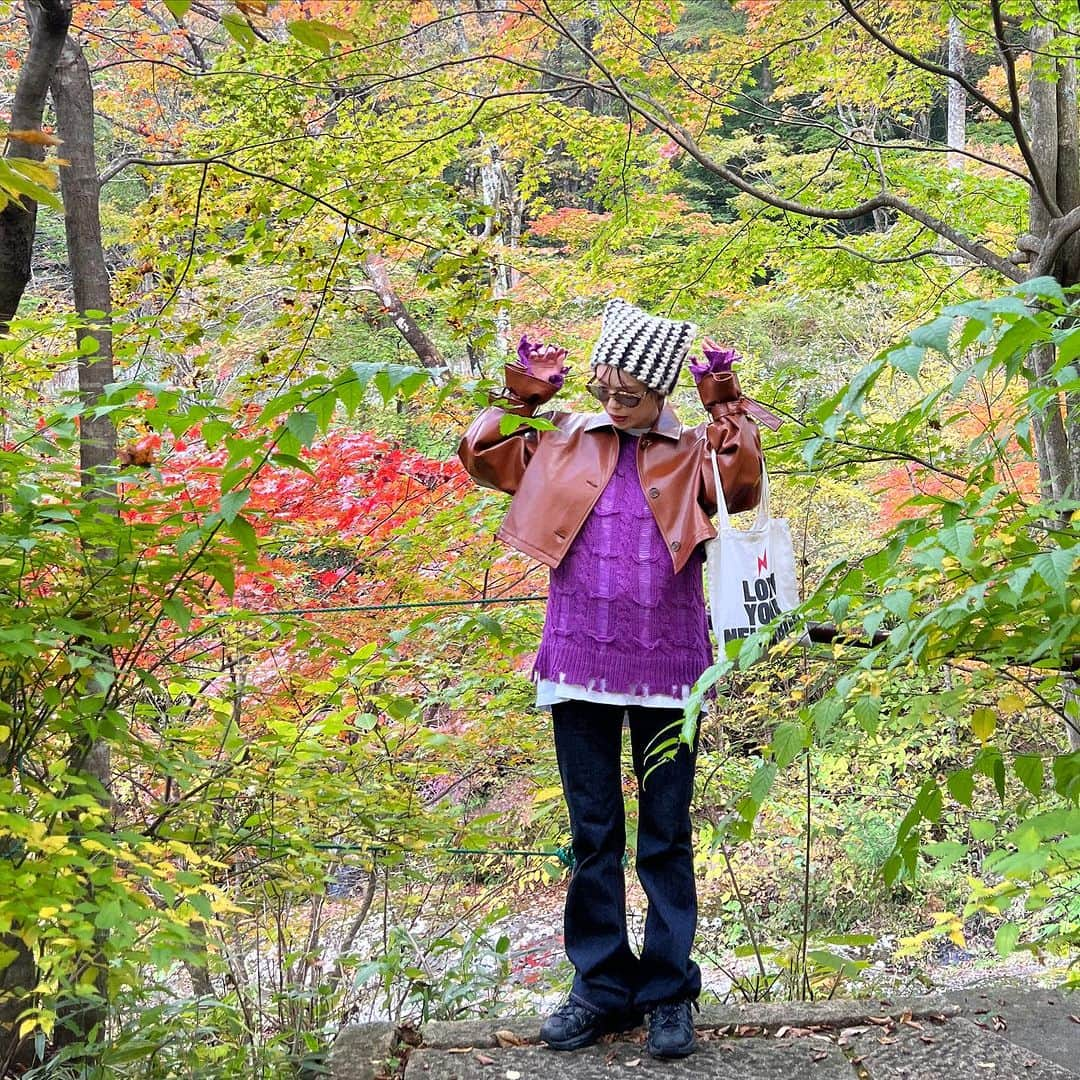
[540,998,642,1051]
[646,999,697,1058]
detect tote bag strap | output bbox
[712,448,771,532]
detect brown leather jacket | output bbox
[458,364,763,574]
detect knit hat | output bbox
[589,299,697,395]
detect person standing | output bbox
[458,299,762,1058]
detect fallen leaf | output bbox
[494,1030,524,1047]
[992,1015,1007,1032]
[812,1050,829,1061]
[902,1019,923,1031]
[868,1016,894,1026]
[1070,1015,1080,1024]
[505,1072,521,1079]
[774,1025,790,1038]
[474,1053,494,1065]
[919,1035,937,1045]
[625,1058,641,1067]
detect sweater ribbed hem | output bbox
[533,638,712,699]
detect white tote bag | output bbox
[707,451,799,649]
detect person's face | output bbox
[590,365,663,430]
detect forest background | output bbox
[0,0,1077,1076]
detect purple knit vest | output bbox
[532,431,713,697]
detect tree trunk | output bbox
[478,141,521,359]
[361,252,444,372]
[49,30,116,1060]
[0,0,72,329]
[52,33,115,484]
[1026,26,1075,503]
[946,17,966,171]
[0,4,73,1068]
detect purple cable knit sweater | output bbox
[532,431,714,698]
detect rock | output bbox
[329,1021,399,1080]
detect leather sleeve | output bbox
[457,364,562,496]
[696,371,764,515]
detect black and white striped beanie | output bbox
[589,299,697,396]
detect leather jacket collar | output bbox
[581,405,683,440]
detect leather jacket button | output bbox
[648,487,660,499]
[671,540,681,551]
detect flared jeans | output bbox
[552,699,701,1015]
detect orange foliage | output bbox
[874,402,1039,532]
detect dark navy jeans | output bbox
[552,699,701,1015]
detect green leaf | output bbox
[310,391,337,433]
[937,522,975,560]
[923,840,968,871]
[887,344,926,378]
[95,900,124,930]
[970,818,996,842]
[270,452,315,476]
[286,18,352,53]
[770,721,805,767]
[227,515,258,557]
[221,11,258,49]
[285,411,317,448]
[162,596,192,632]
[499,413,526,435]
[1014,754,1044,798]
[164,0,193,17]
[210,560,236,598]
[852,693,880,735]
[286,19,330,53]
[971,707,996,743]
[219,490,249,525]
[994,921,1020,957]
[947,769,974,806]
[1031,547,1074,594]
[909,314,954,354]
[1013,275,1066,304]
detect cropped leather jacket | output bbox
[458,364,763,575]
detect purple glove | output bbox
[517,333,570,388]
[690,338,740,381]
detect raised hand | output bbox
[517,334,570,386]
[689,338,740,380]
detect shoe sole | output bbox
[647,1039,696,1059]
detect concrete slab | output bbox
[942,984,1080,1076]
[421,1017,542,1050]
[417,997,961,1050]
[696,995,960,1033]
[851,1016,1077,1080]
[404,1037,854,1080]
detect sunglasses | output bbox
[587,383,649,409]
